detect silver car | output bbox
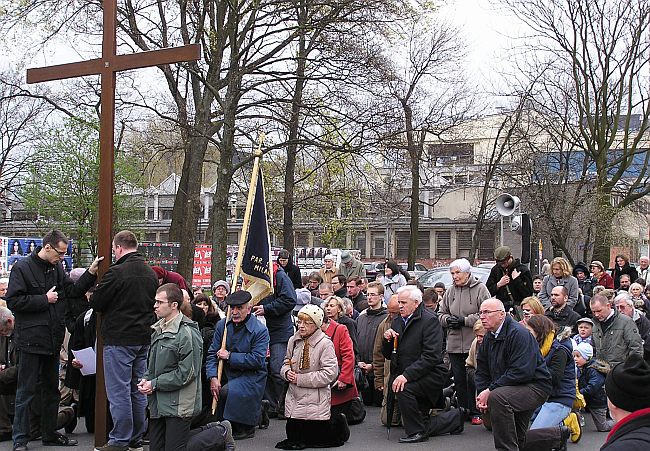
[418,266,491,289]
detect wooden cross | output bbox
[26,1,200,446]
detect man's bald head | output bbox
[386,294,400,318]
[479,298,506,332]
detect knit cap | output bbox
[605,354,650,413]
[575,342,593,361]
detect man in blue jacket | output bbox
[475,298,552,451]
[252,264,296,417]
[207,290,270,440]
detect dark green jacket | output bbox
[146,313,203,419]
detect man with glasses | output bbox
[614,293,650,362]
[356,282,386,406]
[7,230,101,450]
[590,294,642,367]
[90,230,159,451]
[475,298,552,451]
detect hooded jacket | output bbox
[577,359,609,409]
[439,275,491,354]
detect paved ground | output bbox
[23,406,609,450]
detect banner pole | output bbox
[212,134,266,414]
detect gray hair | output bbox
[0,306,13,325]
[397,285,422,303]
[0,277,8,286]
[449,258,471,274]
[613,292,634,307]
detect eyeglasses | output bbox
[154,300,170,305]
[49,245,67,256]
[368,293,382,298]
[478,309,504,316]
[297,320,315,327]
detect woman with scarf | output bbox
[276,305,349,450]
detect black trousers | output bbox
[285,417,345,448]
[397,382,433,436]
[149,417,191,451]
[449,353,476,414]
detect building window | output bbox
[159,233,169,242]
[145,233,157,242]
[227,232,238,245]
[457,230,473,258]
[436,231,451,259]
[372,232,385,258]
[295,232,309,247]
[147,209,155,220]
[160,209,173,220]
[354,232,366,258]
[396,231,409,259]
[478,229,496,260]
[397,231,431,259]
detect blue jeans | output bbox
[264,342,287,411]
[13,352,60,445]
[104,345,149,446]
[530,401,571,429]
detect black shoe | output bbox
[64,409,78,434]
[338,413,350,442]
[553,425,570,451]
[399,432,429,443]
[233,427,255,440]
[13,443,28,451]
[259,400,270,429]
[42,432,78,446]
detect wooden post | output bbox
[26,1,200,445]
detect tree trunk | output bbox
[403,102,418,269]
[282,22,307,255]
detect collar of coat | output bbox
[226,313,258,333]
[152,311,184,335]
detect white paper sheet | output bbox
[72,347,96,376]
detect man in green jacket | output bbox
[138,283,203,451]
[590,294,643,367]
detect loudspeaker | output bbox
[496,193,520,216]
[521,213,532,264]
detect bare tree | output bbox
[504,0,650,263]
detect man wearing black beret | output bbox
[206,290,270,440]
[601,354,650,450]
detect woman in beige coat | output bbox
[275,305,349,450]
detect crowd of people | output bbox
[1,233,650,451]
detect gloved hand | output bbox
[446,315,465,329]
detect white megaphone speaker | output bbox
[496,193,520,216]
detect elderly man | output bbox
[590,294,643,367]
[7,230,100,451]
[318,254,337,284]
[138,283,203,451]
[212,280,230,312]
[0,278,8,305]
[638,256,650,286]
[614,293,650,362]
[475,298,552,451]
[338,251,366,280]
[318,283,334,302]
[617,274,632,294]
[382,286,446,443]
[207,291,270,440]
[545,286,581,331]
[486,246,533,315]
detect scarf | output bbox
[300,336,310,370]
[540,330,555,357]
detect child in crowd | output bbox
[572,318,593,346]
[465,320,486,426]
[574,342,613,432]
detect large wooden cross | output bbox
[26,1,200,446]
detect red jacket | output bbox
[324,320,358,406]
[597,273,615,290]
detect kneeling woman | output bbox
[276,305,350,450]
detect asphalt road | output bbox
[27,405,608,450]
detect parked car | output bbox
[418,266,491,289]
[364,261,385,282]
[398,262,429,279]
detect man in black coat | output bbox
[6,230,100,450]
[486,246,533,315]
[382,286,446,443]
[475,298,552,451]
[90,230,159,451]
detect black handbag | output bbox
[354,366,369,391]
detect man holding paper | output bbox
[6,230,101,450]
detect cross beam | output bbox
[26,1,200,446]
